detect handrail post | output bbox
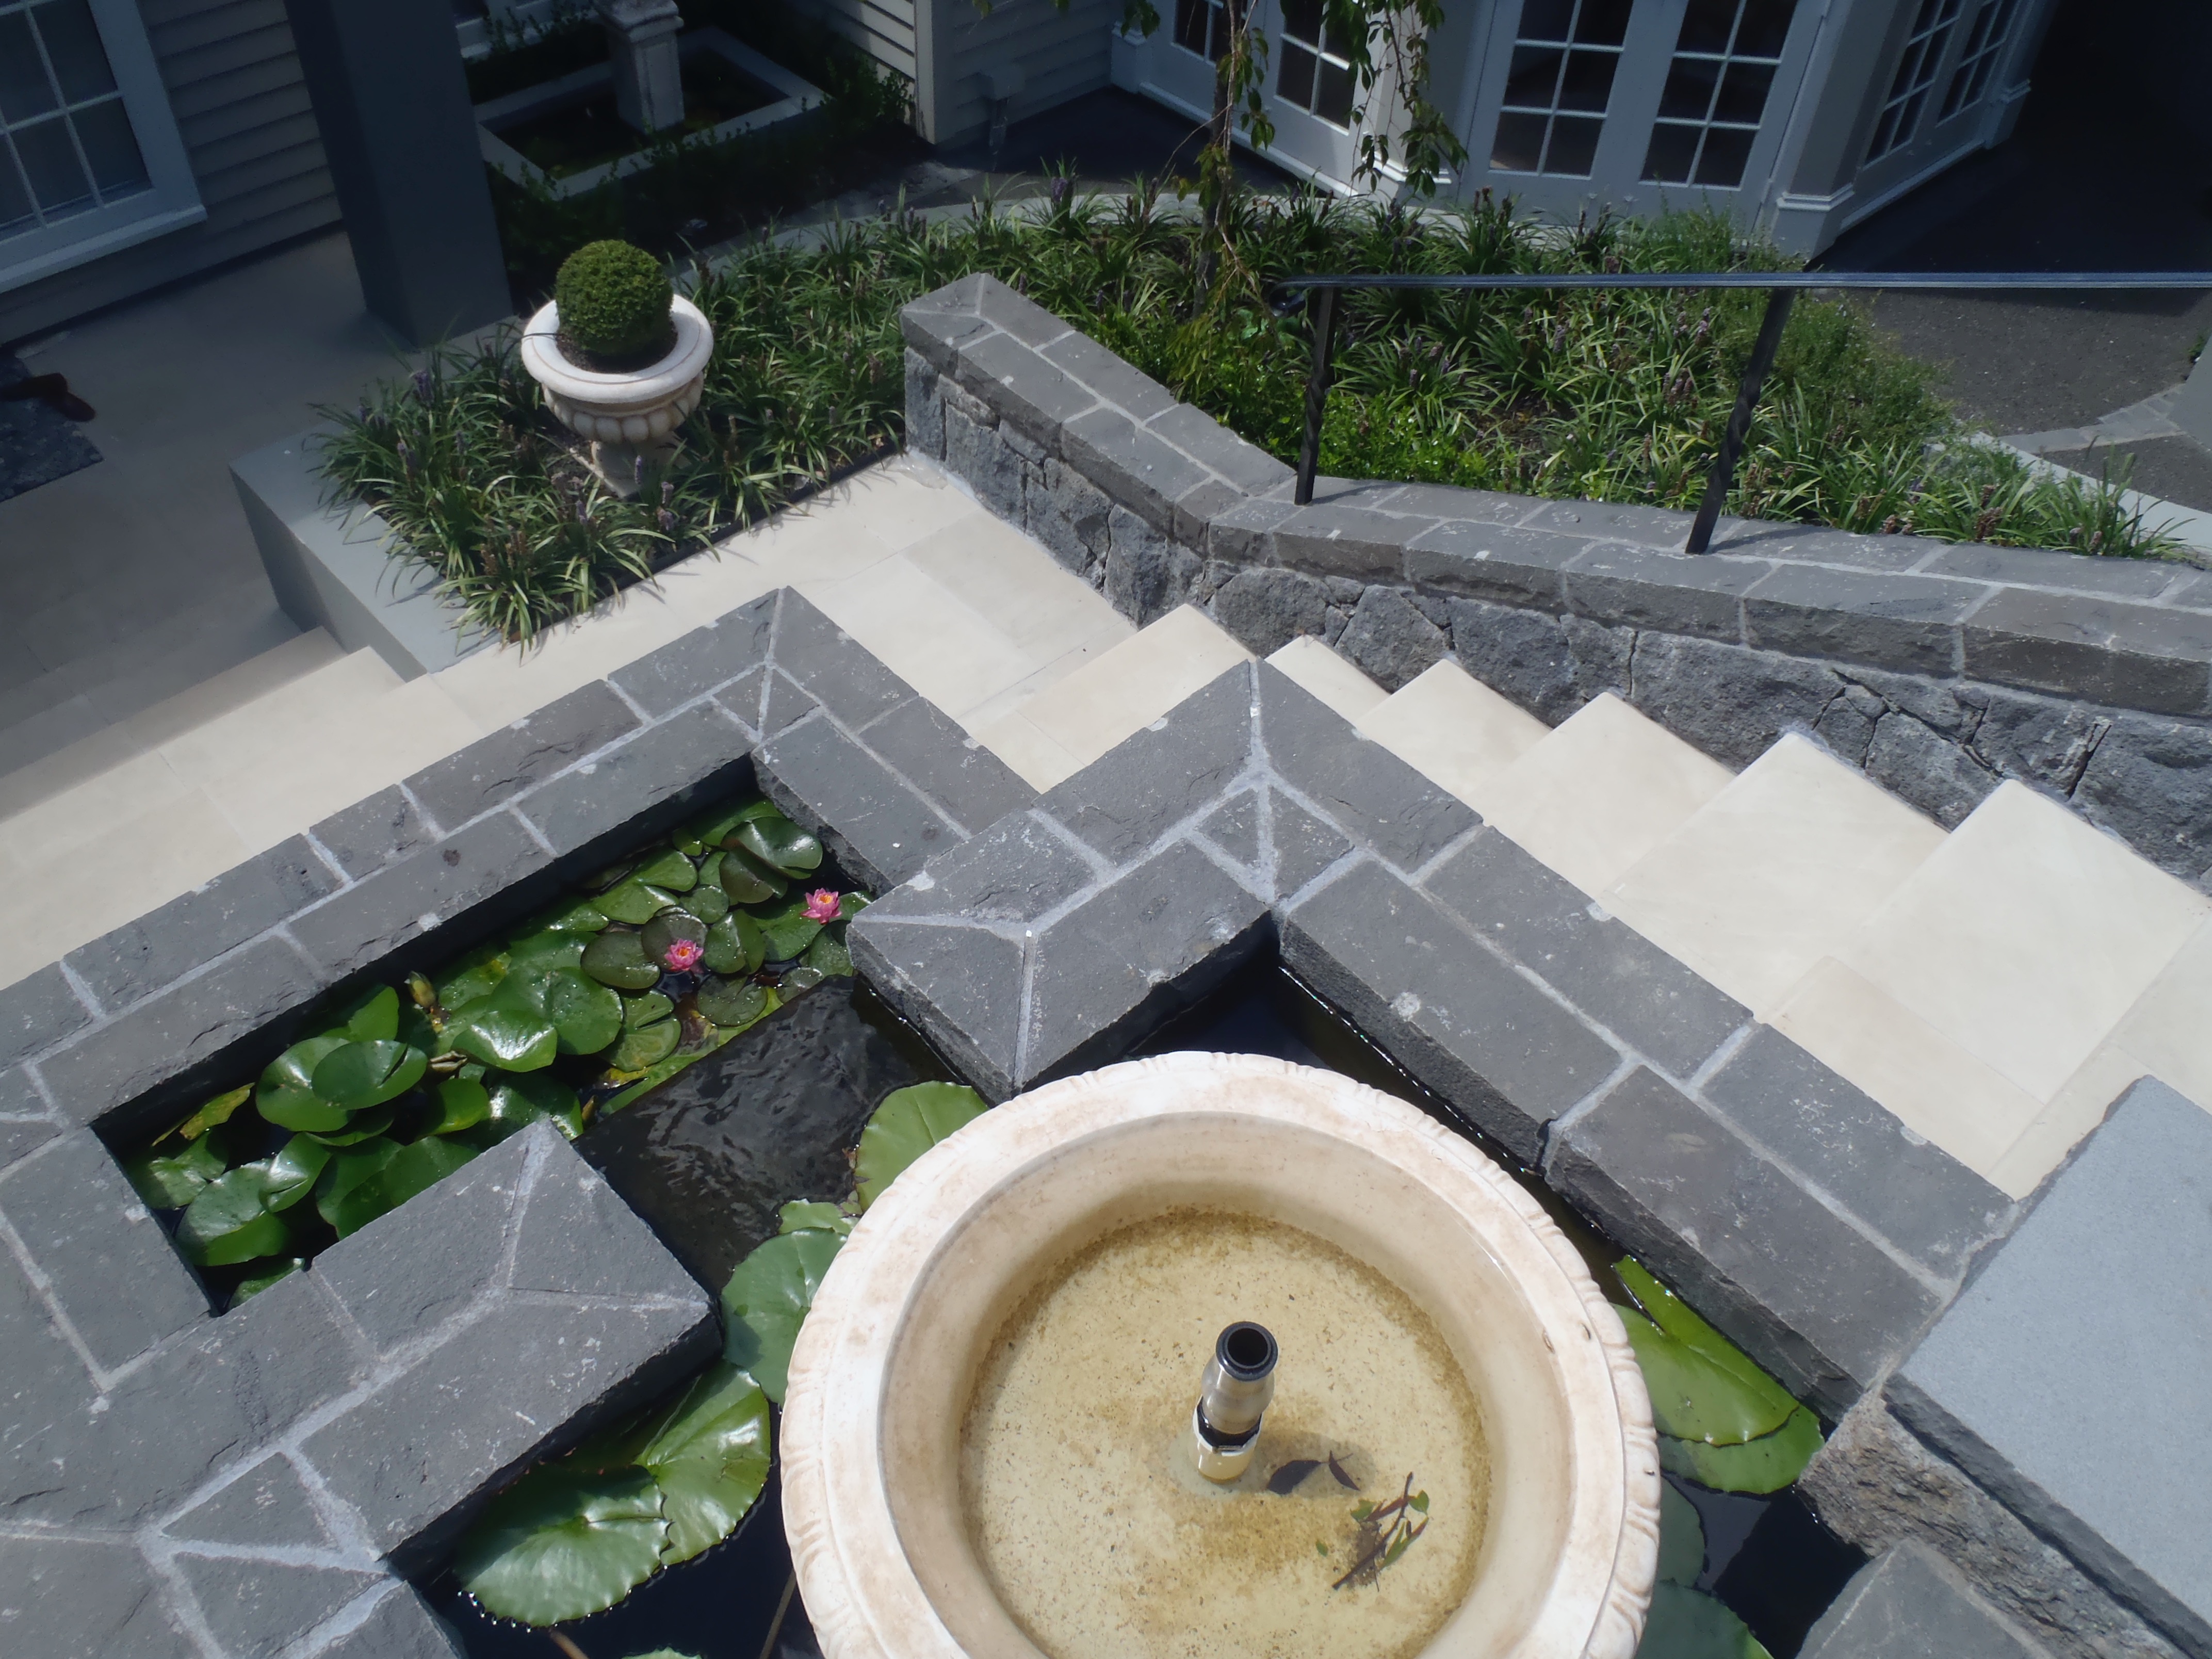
[1687,286,1796,554]
[1295,284,1337,507]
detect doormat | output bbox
[0,353,101,504]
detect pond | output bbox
[493,52,781,179]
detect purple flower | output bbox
[412,369,432,403]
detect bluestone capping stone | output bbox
[40,936,330,1131]
[1206,490,1301,563]
[0,1130,207,1371]
[174,1555,388,1659]
[1264,788,1358,899]
[508,1154,711,1302]
[513,699,752,862]
[768,592,917,730]
[1564,541,1769,641]
[403,682,640,832]
[1548,1067,1944,1417]
[312,1127,535,1354]
[1925,541,2195,601]
[1145,402,1295,496]
[1257,666,1478,872]
[1042,666,1256,866]
[0,1104,59,1171]
[1269,498,1429,581]
[1525,496,1698,548]
[1422,829,1747,1079]
[1282,857,1621,1165]
[1062,404,1216,534]
[607,596,774,719]
[1195,788,1264,868]
[970,272,1073,349]
[285,813,551,979]
[756,711,962,892]
[0,961,94,1064]
[1707,523,1926,572]
[1742,564,1984,674]
[310,1585,466,1659]
[847,918,1029,1101]
[897,300,993,377]
[0,1534,198,1659]
[64,837,344,1012]
[1172,475,1249,548]
[1702,1025,2015,1282]
[1375,482,1541,525]
[1041,329,1180,422]
[310,786,433,883]
[1403,519,1586,608]
[1020,839,1272,1087]
[1801,1545,2052,1659]
[742,664,817,741]
[851,695,1038,833]
[164,1453,338,1550]
[1963,589,2212,716]
[859,811,1101,929]
[954,330,1098,452]
[1886,1079,2212,1656]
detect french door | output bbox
[1846,0,2030,219]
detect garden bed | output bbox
[320,195,2187,646]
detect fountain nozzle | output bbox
[1190,1322,1277,1482]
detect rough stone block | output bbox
[1062,405,1216,533]
[1022,840,1271,1087]
[904,349,945,460]
[1743,565,1982,674]
[1564,541,1768,640]
[1404,518,1586,608]
[1888,1079,2212,1656]
[1335,585,1450,689]
[1028,456,1112,573]
[1257,667,1477,873]
[1702,1026,2014,1281]
[40,936,329,1130]
[1283,858,1621,1164]
[769,592,919,730]
[1967,689,2111,795]
[1044,666,1255,867]
[1422,830,1747,1080]
[1813,681,1886,765]
[2071,712,2212,888]
[608,598,774,718]
[1448,597,1630,724]
[0,1534,196,1659]
[165,1453,338,1549]
[0,1130,207,1371]
[945,398,1023,522]
[1864,709,2000,829]
[516,698,753,862]
[286,812,550,979]
[1041,329,1178,421]
[1104,505,1204,626]
[1963,589,2212,717]
[1628,633,1847,769]
[1209,566,1330,654]
[855,695,1037,835]
[1801,1545,2048,1659]
[955,330,1097,451]
[311,786,434,883]
[405,682,639,833]
[756,710,963,892]
[175,1554,386,1659]
[0,962,94,1065]
[1548,1068,1945,1417]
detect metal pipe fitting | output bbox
[1189,1322,1277,1482]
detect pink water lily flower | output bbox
[661,938,704,971]
[802,888,842,924]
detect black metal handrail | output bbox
[1273,271,2212,554]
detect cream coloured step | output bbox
[1601,733,1946,1018]
[974,605,1252,792]
[1355,660,1550,807]
[1468,692,1735,898]
[1265,637,1388,723]
[1769,780,2212,1197]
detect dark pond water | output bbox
[495,52,779,178]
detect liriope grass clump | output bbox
[318,193,2186,643]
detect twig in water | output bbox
[757,1570,799,1659]
[548,1634,591,1659]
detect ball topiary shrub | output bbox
[554,239,674,365]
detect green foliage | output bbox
[555,240,674,357]
[126,794,867,1293]
[1638,1582,1776,1658]
[1657,1482,1704,1587]
[853,1082,990,1208]
[1614,1258,1825,1495]
[721,1226,844,1404]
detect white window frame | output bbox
[0,0,204,296]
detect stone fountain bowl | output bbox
[782,1052,1661,1659]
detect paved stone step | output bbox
[974,604,1251,791]
[1602,733,1947,1018]
[1770,780,2212,1195]
[1466,690,1737,898]
[1354,659,1551,806]
[1802,1545,2052,1659]
[1263,636,1388,722]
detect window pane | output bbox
[1658,57,1720,120]
[1280,0,1322,46]
[1547,114,1602,174]
[1557,49,1618,112]
[1315,59,1354,125]
[13,114,91,214]
[1713,60,1775,123]
[1679,0,1739,53]
[1175,0,1210,55]
[0,13,60,122]
[72,95,143,194]
[1694,124,1753,186]
[1642,122,1700,182]
[1504,45,1565,108]
[1574,0,1634,45]
[0,139,34,233]
[1735,0,1796,56]
[32,0,116,105]
[1491,111,1548,171]
[1869,104,1900,156]
[1518,0,1576,44]
[1278,41,1316,106]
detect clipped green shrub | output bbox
[556,239,673,360]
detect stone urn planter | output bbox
[783,1051,1662,1659]
[520,292,713,495]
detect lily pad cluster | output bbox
[1613,1259,1824,1496]
[456,1081,989,1627]
[125,795,868,1302]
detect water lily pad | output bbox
[508,929,589,972]
[338,985,401,1043]
[306,1105,394,1146]
[485,1071,584,1140]
[1619,1307,1796,1447]
[839,892,870,920]
[718,849,782,903]
[731,815,821,877]
[542,968,624,1055]
[721,1227,845,1403]
[434,1076,492,1134]
[801,929,853,978]
[454,1464,669,1628]
[256,1035,352,1131]
[1618,1260,1799,1413]
[315,1138,401,1232]
[778,1200,854,1235]
[370,1135,478,1218]
[694,977,767,1030]
[437,943,511,1012]
[257,1136,331,1211]
[1658,1407,1824,1495]
[582,930,662,990]
[126,1133,232,1209]
[177,1167,292,1266]
[597,878,684,925]
[623,991,674,1029]
[701,912,765,976]
[1658,1482,1704,1585]
[684,883,729,924]
[751,895,823,962]
[177,1084,251,1142]
[231,1258,305,1306]
[688,800,766,847]
[611,1018,680,1071]
[528,897,611,934]
[635,1360,772,1564]
[445,986,560,1072]
[777,966,826,996]
[311,1040,428,1111]
[1635,1582,1774,1659]
[641,910,707,964]
[632,848,698,893]
[855,1083,990,1209]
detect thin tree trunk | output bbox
[1195,0,1248,295]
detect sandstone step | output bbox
[1469,691,1735,899]
[1601,733,1947,1017]
[1264,636,1388,723]
[975,605,1252,791]
[1355,659,1550,807]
